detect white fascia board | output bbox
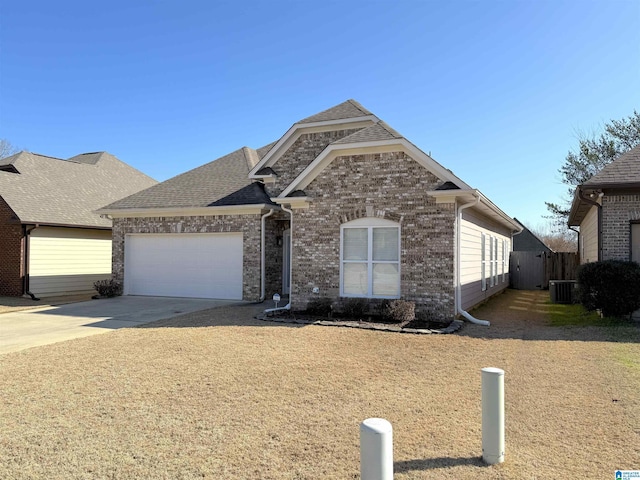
[98,204,277,218]
[271,197,311,209]
[435,189,520,232]
[248,116,378,177]
[279,138,472,198]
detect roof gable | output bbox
[0,151,156,228]
[249,100,378,177]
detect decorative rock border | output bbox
[256,314,464,334]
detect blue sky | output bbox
[1,0,639,228]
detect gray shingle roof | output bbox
[583,144,640,187]
[0,151,157,228]
[102,145,275,210]
[297,99,373,124]
[332,121,403,145]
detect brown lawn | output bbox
[0,289,638,479]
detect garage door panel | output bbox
[124,233,243,300]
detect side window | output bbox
[481,233,487,291]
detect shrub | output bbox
[383,299,416,324]
[93,279,123,298]
[306,297,333,316]
[576,260,640,318]
[341,298,369,319]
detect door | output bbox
[509,251,545,290]
[282,229,291,294]
[632,223,640,263]
[124,233,243,299]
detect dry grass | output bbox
[0,294,94,315]
[1,290,638,479]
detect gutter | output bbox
[456,195,490,326]
[577,187,603,261]
[264,204,293,315]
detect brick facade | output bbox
[0,196,24,296]
[264,129,363,197]
[291,151,456,321]
[111,214,264,302]
[601,194,640,261]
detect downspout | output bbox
[260,209,275,301]
[264,204,293,314]
[577,187,602,261]
[456,195,490,326]
[23,224,40,301]
[568,226,580,261]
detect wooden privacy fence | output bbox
[510,251,579,290]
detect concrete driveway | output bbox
[0,296,240,355]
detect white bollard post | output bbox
[360,418,393,480]
[482,367,505,465]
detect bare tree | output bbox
[532,221,578,252]
[0,138,20,159]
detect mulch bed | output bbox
[258,311,464,334]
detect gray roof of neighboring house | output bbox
[583,144,640,187]
[0,151,157,228]
[101,144,276,210]
[297,99,373,124]
[512,218,552,252]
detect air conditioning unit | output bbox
[549,280,578,304]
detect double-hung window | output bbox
[341,218,400,298]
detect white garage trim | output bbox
[124,233,244,300]
[28,227,112,297]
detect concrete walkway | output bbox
[0,296,240,354]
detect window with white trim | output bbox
[481,233,487,291]
[502,239,507,282]
[341,218,400,298]
[493,236,498,286]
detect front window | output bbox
[341,218,400,298]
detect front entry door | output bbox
[632,223,640,263]
[283,229,291,294]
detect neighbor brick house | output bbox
[568,145,640,264]
[99,100,520,321]
[0,152,156,297]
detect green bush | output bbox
[383,299,416,324]
[576,260,640,318]
[93,279,123,298]
[306,297,333,316]
[341,298,369,318]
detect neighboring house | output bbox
[0,151,156,297]
[568,145,640,264]
[513,218,552,252]
[99,100,521,321]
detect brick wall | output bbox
[291,151,456,321]
[601,194,640,260]
[112,214,263,301]
[0,196,24,296]
[265,129,363,197]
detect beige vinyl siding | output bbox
[29,227,112,296]
[580,206,599,264]
[460,209,511,311]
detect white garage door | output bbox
[29,227,112,297]
[124,233,243,300]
